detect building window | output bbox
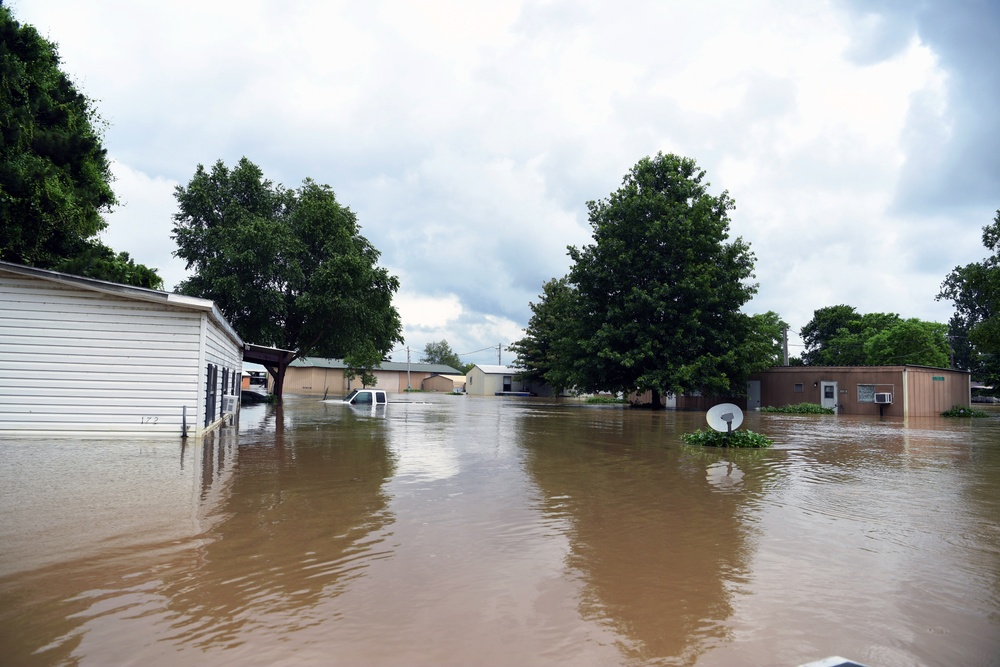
[858,384,876,403]
[793,383,804,393]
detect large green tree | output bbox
[938,209,1000,383]
[559,153,758,406]
[863,318,950,367]
[801,305,950,367]
[824,312,901,366]
[172,158,403,398]
[741,311,789,368]
[420,340,465,371]
[0,6,160,288]
[800,305,860,365]
[508,276,579,395]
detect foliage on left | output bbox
[0,6,161,288]
[171,158,404,389]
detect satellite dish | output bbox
[706,403,744,433]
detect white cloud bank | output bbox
[13,0,999,363]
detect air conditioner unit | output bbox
[222,394,238,414]
[874,392,893,404]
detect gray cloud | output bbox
[839,0,1000,214]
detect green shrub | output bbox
[759,402,834,414]
[941,405,989,418]
[585,395,625,404]
[681,428,773,448]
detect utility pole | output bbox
[406,346,411,390]
[497,343,502,365]
[782,325,789,366]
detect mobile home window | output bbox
[793,383,804,393]
[858,384,876,403]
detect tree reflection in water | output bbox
[517,406,774,664]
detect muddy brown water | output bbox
[1,395,998,666]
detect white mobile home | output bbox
[466,365,529,396]
[0,261,243,438]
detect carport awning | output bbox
[243,344,297,367]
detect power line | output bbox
[459,344,504,356]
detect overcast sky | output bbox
[11,0,1000,365]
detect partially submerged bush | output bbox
[941,405,989,418]
[759,403,834,414]
[681,429,773,448]
[585,395,625,404]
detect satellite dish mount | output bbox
[706,403,744,436]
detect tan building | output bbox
[741,365,970,417]
[421,374,467,392]
[276,357,461,396]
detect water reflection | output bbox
[697,410,1000,666]
[144,414,396,655]
[518,406,778,664]
[1,400,998,666]
[0,404,396,666]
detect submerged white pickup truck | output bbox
[322,388,388,406]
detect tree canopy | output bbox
[0,6,161,288]
[800,305,862,365]
[511,153,760,404]
[863,319,950,367]
[172,158,403,397]
[742,311,789,368]
[507,277,578,395]
[938,209,1000,383]
[419,340,466,372]
[800,305,949,367]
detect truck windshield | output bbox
[351,391,372,404]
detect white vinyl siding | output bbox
[0,273,241,438]
[202,313,242,427]
[466,365,523,396]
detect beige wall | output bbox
[279,367,349,395]
[278,367,444,395]
[422,375,466,392]
[905,368,970,417]
[749,366,970,417]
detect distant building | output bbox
[421,374,467,393]
[279,357,461,395]
[673,365,971,417]
[745,365,970,417]
[466,365,525,396]
[0,261,243,438]
[465,365,565,397]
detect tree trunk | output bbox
[272,368,285,403]
[650,389,664,410]
[265,360,291,404]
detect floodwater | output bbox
[1,396,999,667]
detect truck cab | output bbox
[325,388,387,406]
